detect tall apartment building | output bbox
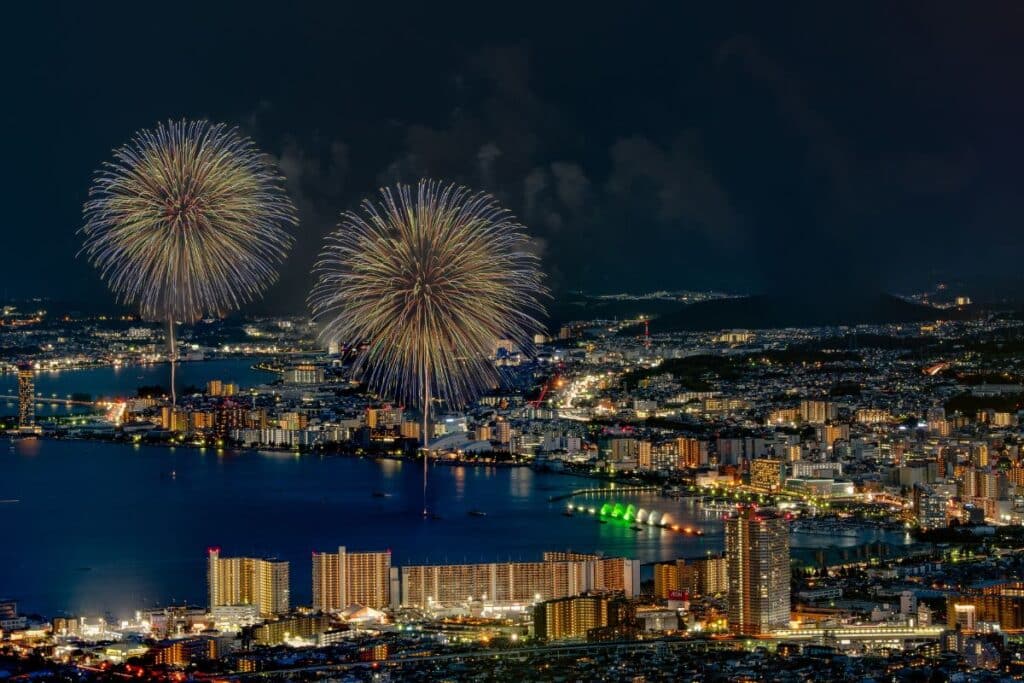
[17,364,33,428]
[637,440,653,470]
[653,554,727,599]
[207,548,289,617]
[675,437,708,469]
[534,594,615,641]
[819,424,849,449]
[312,546,391,611]
[800,399,831,424]
[541,551,638,595]
[750,459,785,492]
[366,405,403,429]
[160,406,188,432]
[399,554,639,608]
[726,507,791,635]
[609,438,638,464]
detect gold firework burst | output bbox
[311,180,548,414]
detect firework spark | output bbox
[81,120,298,403]
[310,180,547,513]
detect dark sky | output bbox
[4,2,1023,310]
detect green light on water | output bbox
[599,503,612,516]
[624,504,636,522]
[612,502,624,518]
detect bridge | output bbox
[0,394,97,406]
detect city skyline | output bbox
[5,4,1024,680]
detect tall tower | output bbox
[17,364,34,428]
[726,506,790,635]
[207,547,223,611]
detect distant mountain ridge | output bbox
[621,293,977,334]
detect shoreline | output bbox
[11,433,537,470]
[1,353,285,376]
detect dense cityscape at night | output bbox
[5,3,1024,681]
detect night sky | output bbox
[4,3,1023,310]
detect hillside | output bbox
[620,294,976,334]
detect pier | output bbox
[548,485,660,502]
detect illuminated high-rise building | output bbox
[653,562,679,599]
[312,546,391,611]
[971,443,989,468]
[799,399,830,424]
[533,594,613,641]
[726,507,790,635]
[609,438,637,464]
[215,401,245,439]
[653,554,727,599]
[191,410,216,431]
[161,406,188,432]
[207,548,289,617]
[400,420,420,439]
[637,440,653,470]
[750,459,785,493]
[400,554,638,608]
[366,405,402,429]
[675,437,707,469]
[495,419,512,445]
[819,424,849,450]
[17,364,33,428]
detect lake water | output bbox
[0,361,912,619]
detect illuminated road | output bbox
[766,625,945,642]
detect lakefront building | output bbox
[726,507,791,635]
[398,554,639,609]
[311,546,391,611]
[207,548,289,618]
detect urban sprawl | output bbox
[5,290,1024,680]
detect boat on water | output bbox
[371,491,391,498]
[468,510,487,517]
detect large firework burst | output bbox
[310,180,547,512]
[81,119,298,404]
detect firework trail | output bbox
[310,180,547,515]
[81,120,298,405]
